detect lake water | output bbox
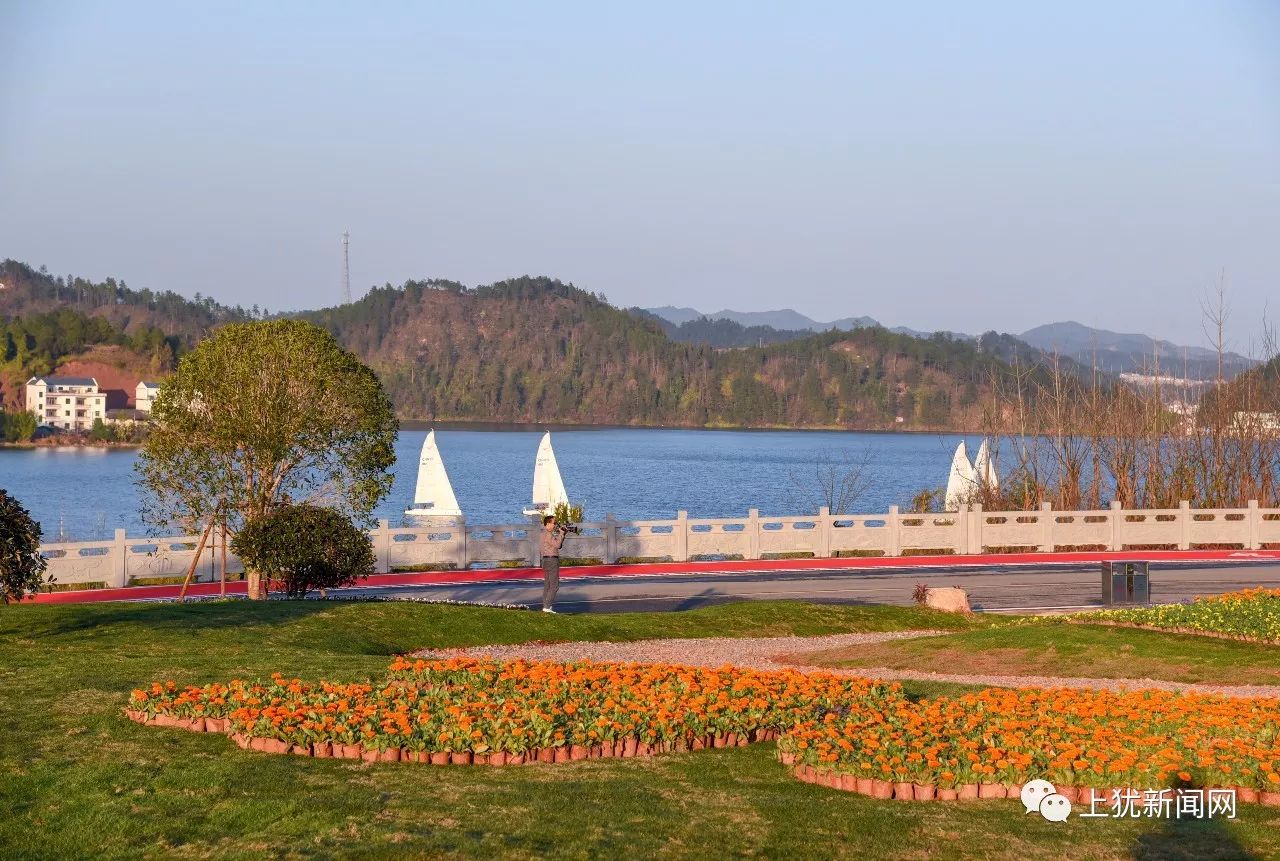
[0,428,976,540]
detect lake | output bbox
[0,428,976,540]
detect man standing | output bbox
[539,515,568,613]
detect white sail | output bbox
[973,438,999,491]
[944,441,978,511]
[404,430,462,519]
[524,431,569,515]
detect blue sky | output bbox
[2,1,1277,347]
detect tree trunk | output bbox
[246,568,263,600]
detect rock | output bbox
[924,586,971,614]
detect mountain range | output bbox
[1,259,1056,430]
[644,306,1256,380]
[1,257,1261,433]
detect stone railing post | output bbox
[1038,501,1053,553]
[748,509,760,559]
[1178,501,1191,551]
[887,505,901,557]
[970,504,983,555]
[676,510,689,562]
[818,506,831,558]
[113,528,128,588]
[1110,501,1123,551]
[1248,500,1260,550]
[605,514,618,564]
[529,516,541,567]
[456,516,467,569]
[376,520,392,573]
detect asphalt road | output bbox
[335,561,1280,614]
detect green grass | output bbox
[3,600,1279,859]
[801,620,1280,686]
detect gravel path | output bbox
[414,630,1280,698]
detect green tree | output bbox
[0,489,47,602]
[1,410,38,443]
[231,504,375,598]
[89,417,114,442]
[136,319,398,598]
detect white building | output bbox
[135,381,161,413]
[25,376,108,431]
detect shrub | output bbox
[231,504,375,598]
[0,489,48,602]
[0,409,38,443]
[89,417,115,442]
[551,501,584,527]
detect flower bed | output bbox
[1076,588,1280,642]
[124,657,898,764]
[127,655,1280,807]
[778,686,1280,805]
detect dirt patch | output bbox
[56,345,164,409]
[788,644,1038,677]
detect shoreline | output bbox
[401,418,981,436]
[0,439,143,451]
[0,420,983,451]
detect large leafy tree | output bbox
[0,489,47,602]
[232,504,375,598]
[136,319,397,598]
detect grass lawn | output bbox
[796,620,1280,686]
[3,599,1278,860]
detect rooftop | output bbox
[28,376,99,387]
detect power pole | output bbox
[342,231,352,304]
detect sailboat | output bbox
[943,441,978,511]
[523,431,570,517]
[973,438,999,492]
[404,430,463,523]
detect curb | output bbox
[34,548,1280,604]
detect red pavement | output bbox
[28,548,1280,604]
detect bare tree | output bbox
[790,448,872,514]
[912,277,1280,512]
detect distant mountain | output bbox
[644,306,706,326]
[646,305,1257,381]
[631,310,819,348]
[1019,321,1257,380]
[645,305,977,343]
[645,305,878,333]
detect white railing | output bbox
[39,501,1280,589]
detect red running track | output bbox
[26,548,1280,604]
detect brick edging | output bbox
[122,709,780,764]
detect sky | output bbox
[1,1,1278,348]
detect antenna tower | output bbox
[342,231,352,304]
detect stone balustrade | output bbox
[38,501,1280,590]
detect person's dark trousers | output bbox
[541,556,560,609]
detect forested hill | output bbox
[0,260,258,409]
[3,258,1068,429]
[0,259,253,343]
[303,276,1032,430]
